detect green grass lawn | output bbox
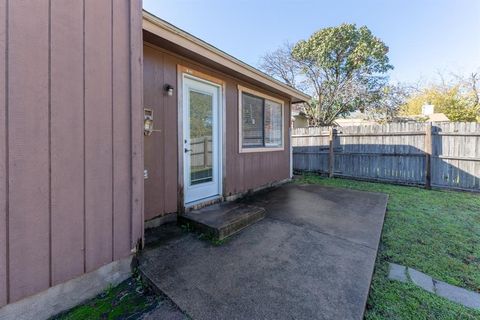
[296,174,480,320]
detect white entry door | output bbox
[183,75,222,205]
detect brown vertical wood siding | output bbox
[50,0,85,286]
[143,43,291,221]
[84,0,113,273]
[112,0,135,262]
[143,46,178,220]
[130,0,145,257]
[8,0,50,302]
[0,0,144,306]
[0,0,6,307]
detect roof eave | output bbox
[142,10,310,103]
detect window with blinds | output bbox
[241,93,264,147]
[240,89,283,150]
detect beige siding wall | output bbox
[0,0,144,306]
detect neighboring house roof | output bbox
[142,10,310,103]
[394,113,450,123]
[426,113,449,122]
[291,110,305,117]
[334,118,378,126]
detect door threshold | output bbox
[185,195,222,211]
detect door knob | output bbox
[184,148,192,153]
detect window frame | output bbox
[238,85,285,153]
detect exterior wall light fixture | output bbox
[164,84,174,96]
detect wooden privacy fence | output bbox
[190,136,212,168]
[292,122,480,191]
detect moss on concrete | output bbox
[50,272,158,320]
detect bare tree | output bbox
[259,42,303,89]
[468,72,479,107]
[363,83,411,122]
[452,69,480,115]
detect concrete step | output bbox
[178,202,266,240]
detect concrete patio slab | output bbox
[241,184,388,249]
[139,183,388,320]
[140,300,187,320]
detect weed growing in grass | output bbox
[198,232,227,246]
[180,223,194,233]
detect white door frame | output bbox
[181,73,223,206]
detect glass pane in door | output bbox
[189,90,213,186]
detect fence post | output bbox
[203,137,208,167]
[329,127,335,178]
[424,123,432,189]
